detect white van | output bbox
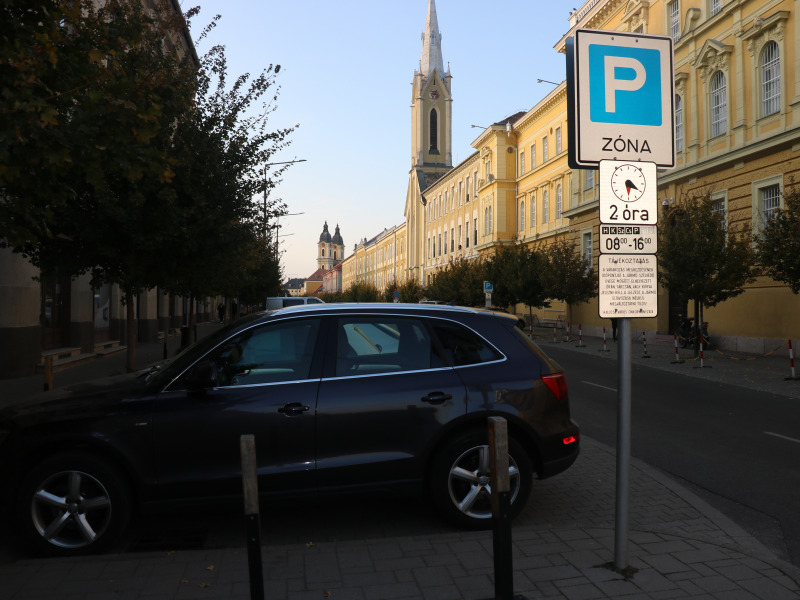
[266,297,325,310]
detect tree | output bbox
[427,257,487,306]
[486,240,550,320]
[756,186,800,293]
[1,0,199,369]
[659,194,756,351]
[544,238,597,329]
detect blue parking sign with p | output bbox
[568,29,675,168]
[588,45,662,126]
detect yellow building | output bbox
[344,0,799,353]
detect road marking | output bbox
[764,432,800,444]
[583,380,617,392]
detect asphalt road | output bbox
[546,344,800,568]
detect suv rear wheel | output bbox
[430,430,533,529]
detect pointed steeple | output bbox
[419,0,444,78]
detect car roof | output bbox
[262,303,520,324]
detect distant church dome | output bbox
[319,221,332,243]
[331,224,344,245]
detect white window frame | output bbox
[710,71,727,138]
[555,127,562,154]
[709,0,721,17]
[675,94,684,152]
[520,200,525,231]
[542,136,549,162]
[669,1,681,43]
[542,189,549,223]
[752,175,783,234]
[556,185,563,219]
[761,41,780,118]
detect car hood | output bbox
[0,370,152,427]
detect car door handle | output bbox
[421,392,452,405]
[278,402,310,416]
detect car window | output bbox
[334,317,443,376]
[430,321,503,366]
[209,318,320,386]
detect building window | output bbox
[489,207,493,233]
[465,177,470,203]
[429,108,438,152]
[456,183,461,208]
[675,94,684,152]
[465,222,470,248]
[474,218,478,246]
[584,170,595,191]
[543,190,549,223]
[531,143,536,168]
[520,201,525,231]
[582,231,593,272]
[710,71,727,137]
[451,228,454,252]
[761,41,780,118]
[555,127,562,154]
[710,0,721,16]
[761,184,781,224]
[438,234,442,256]
[458,224,462,249]
[556,185,563,219]
[542,136,549,161]
[484,208,489,236]
[669,1,680,42]
[519,151,525,175]
[530,193,536,228]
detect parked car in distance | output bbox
[0,303,579,557]
[265,296,325,309]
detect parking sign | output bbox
[567,29,674,168]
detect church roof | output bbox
[318,221,331,243]
[331,224,344,245]
[419,0,444,78]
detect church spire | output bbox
[419,0,444,78]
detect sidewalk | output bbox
[1,327,800,599]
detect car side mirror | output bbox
[184,360,218,391]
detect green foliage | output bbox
[426,257,487,306]
[659,194,756,308]
[757,187,800,293]
[486,240,551,311]
[544,238,597,307]
[343,281,382,302]
[398,278,425,303]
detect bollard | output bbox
[553,323,557,344]
[694,338,711,369]
[671,333,684,364]
[600,327,610,352]
[576,324,586,348]
[787,340,798,381]
[240,435,265,600]
[487,417,516,600]
[565,322,571,343]
[641,330,650,359]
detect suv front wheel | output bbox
[430,429,533,529]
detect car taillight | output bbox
[541,373,568,402]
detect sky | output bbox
[184,0,575,282]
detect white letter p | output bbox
[604,56,646,113]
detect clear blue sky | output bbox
[187,0,574,282]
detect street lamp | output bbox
[537,78,560,85]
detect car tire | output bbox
[430,429,533,529]
[15,452,132,557]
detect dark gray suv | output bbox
[0,303,579,556]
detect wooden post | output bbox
[240,435,264,600]
[488,417,514,600]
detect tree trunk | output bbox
[692,299,700,357]
[126,292,137,372]
[189,297,196,345]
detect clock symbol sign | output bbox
[610,163,646,203]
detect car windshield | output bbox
[142,313,265,390]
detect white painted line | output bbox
[764,431,800,444]
[583,380,617,392]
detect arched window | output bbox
[322,248,325,257]
[556,185,563,219]
[675,95,684,152]
[429,108,438,152]
[543,190,550,223]
[484,208,489,235]
[520,201,525,231]
[761,41,780,117]
[711,71,727,137]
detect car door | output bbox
[151,317,324,502]
[315,314,466,490]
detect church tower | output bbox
[317,221,344,271]
[410,0,452,176]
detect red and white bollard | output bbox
[576,324,586,348]
[600,327,609,352]
[641,330,650,358]
[671,332,684,364]
[565,322,571,343]
[788,339,798,380]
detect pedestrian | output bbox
[611,318,618,341]
[217,302,226,323]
